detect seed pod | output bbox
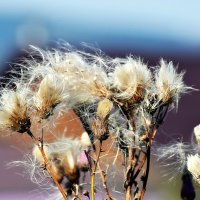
[96,98,113,121]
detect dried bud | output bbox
[97,98,113,120]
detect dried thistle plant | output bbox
[0,44,193,200]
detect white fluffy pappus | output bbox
[47,137,83,169]
[32,137,84,184]
[155,59,188,105]
[110,57,152,100]
[155,141,190,180]
[33,74,69,119]
[24,46,109,104]
[47,137,87,183]
[80,131,91,150]
[0,86,31,132]
[187,154,200,184]
[194,124,200,144]
[7,154,50,186]
[25,46,91,81]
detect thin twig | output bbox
[90,141,102,200]
[125,147,133,200]
[97,160,112,200]
[91,140,112,200]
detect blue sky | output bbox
[0,0,200,69]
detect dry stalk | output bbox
[125,147,134,200]
[91,140,112,200]
[124,117,158,200]
[27,129,68,200]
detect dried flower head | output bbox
[49,138,83,182]
[33,74,68,119]
[25,46,109,104]
[111,57,152,101]
[187,154,200,184]
[155,59,187,105]
[0,87,31,133]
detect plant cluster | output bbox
[0,45,192,200]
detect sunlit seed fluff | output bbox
[27,47,109,104]
[53,147,80,183]
[81,131,91,150]
[187,154,200,184]
[63,150,76,170]
[0,87,30,132]
[7,154,48,185]
[29,47,90,79]
[49,137,81,170]
[155,142,189,180]
[194,124,200,144]
[111,57,152,100]
[33,138,81,183]
[97,98,113,120]
[155,59,187,105]
[34,74,68,119]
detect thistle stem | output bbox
[140,144,151,200]
[125,147,133,200]
[90,142,102,200]
[97,161,112,200]
[91,140,112,200]
[27,129,68,200]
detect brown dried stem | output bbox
[138,129,157,200]
[97,160,112,200]
[125,147,134,200]
[124,124,158,200]
[139,144,151,200]
[91,140,112,200]
[27,129,68,200]
[90,140,103,200]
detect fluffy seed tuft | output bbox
[187,154,200,184]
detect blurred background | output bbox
[0,0,200,199]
